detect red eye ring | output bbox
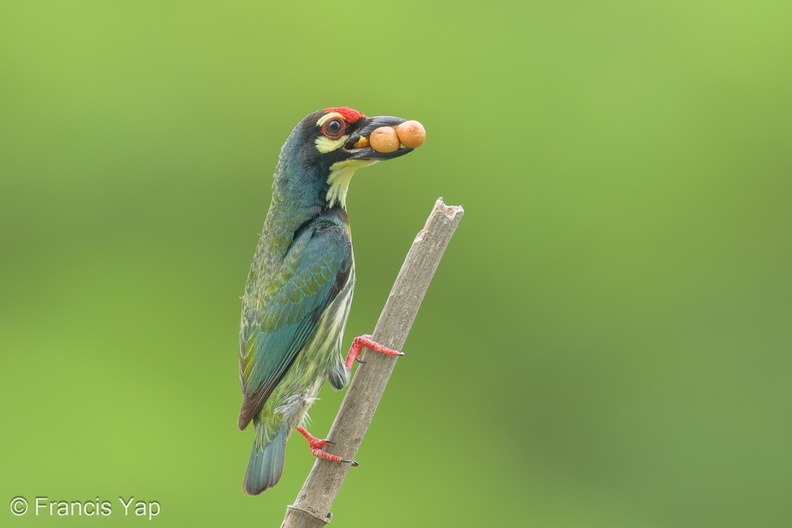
[322,118,346,140]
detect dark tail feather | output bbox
[243,427,288,495]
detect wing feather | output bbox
[237,218,351,430]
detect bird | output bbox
[238,107,416,495]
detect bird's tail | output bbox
[243,425,288,495]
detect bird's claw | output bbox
[344,334,404,369]
[298,427,358,465]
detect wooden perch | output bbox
[281,197,465,528]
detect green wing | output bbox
[237,219,351,430]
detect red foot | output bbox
[296,426,357,466]
[344,334,404,369]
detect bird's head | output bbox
[276,107,416,210]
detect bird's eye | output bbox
[322,118,346,140]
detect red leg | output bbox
[296,426,357,466]
[344,334,404,369]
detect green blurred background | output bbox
[2,1,791,526]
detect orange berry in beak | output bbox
[396,120,426,149]
[369,127,401,153]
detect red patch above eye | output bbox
[324,107,367,123]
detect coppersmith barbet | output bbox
[238,107,417,495]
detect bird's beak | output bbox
[344,115,415,160]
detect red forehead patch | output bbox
[323,107,367,123]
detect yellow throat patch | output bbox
[326,159,376,209]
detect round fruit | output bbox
[369,126,400,153]
[396,120,426,148]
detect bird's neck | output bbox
[264,158,339,243]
